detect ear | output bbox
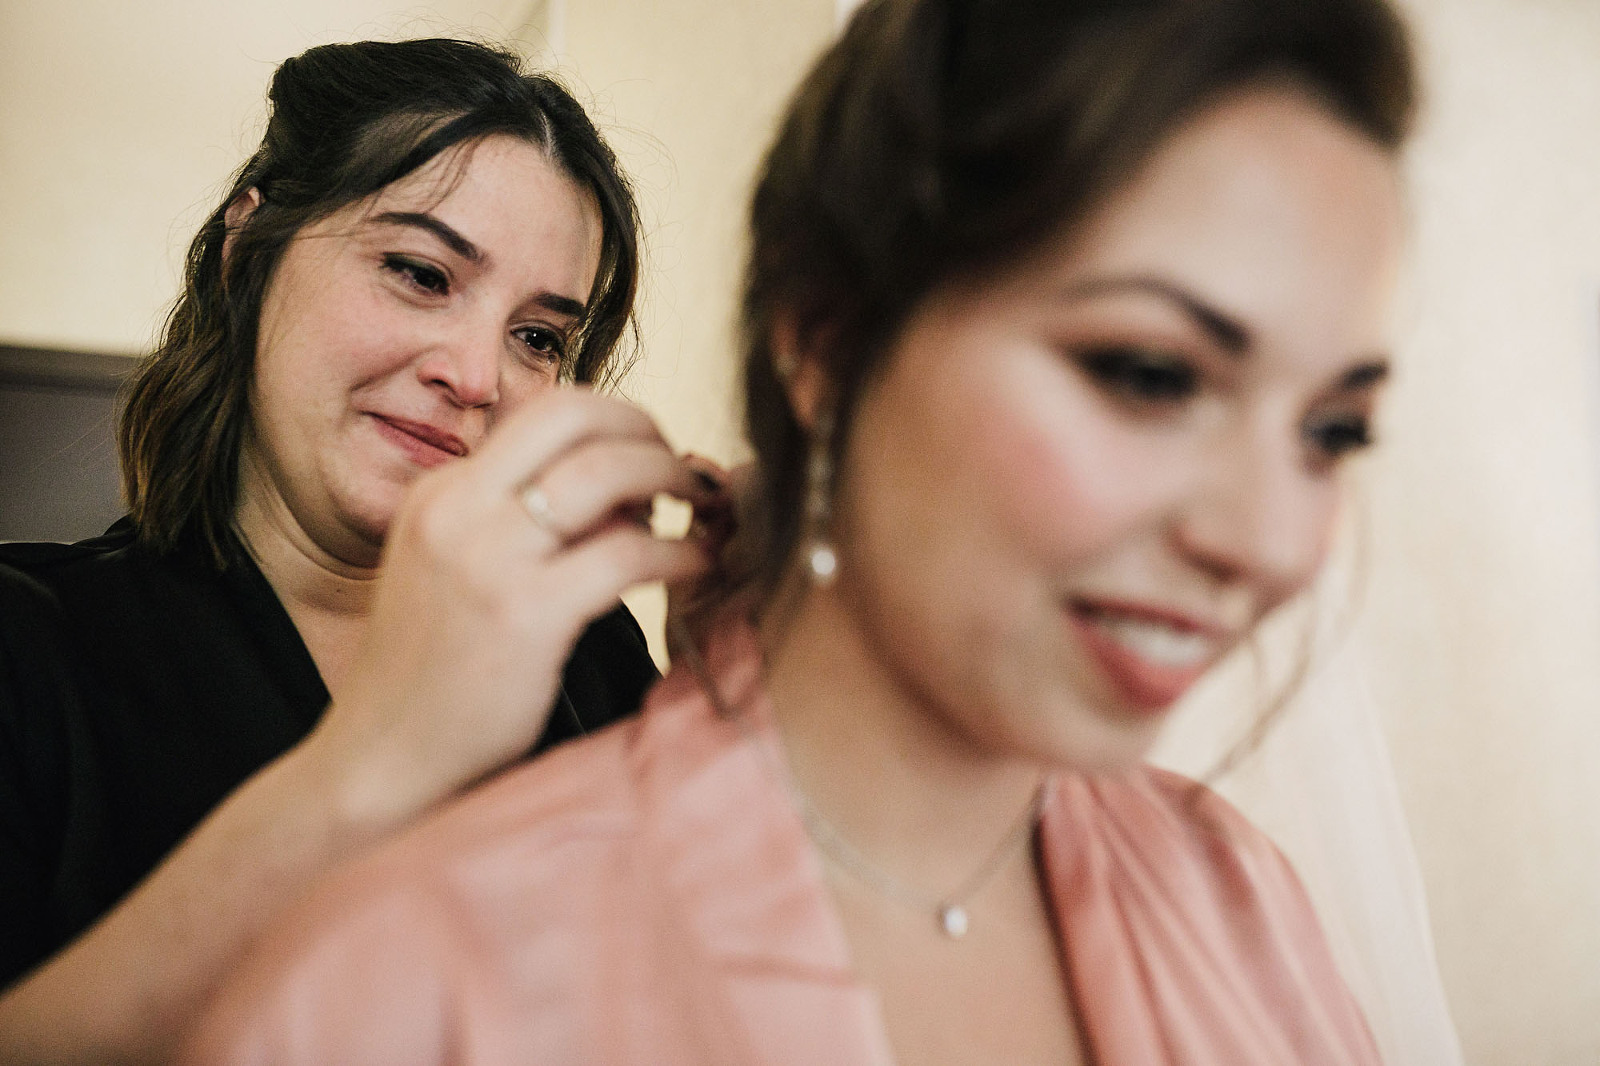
[770,310,834,433]
[221,187,263,264]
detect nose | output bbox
[417,327,501,409]
[1171,422,1336,603]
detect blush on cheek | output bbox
[975,380,1163,564]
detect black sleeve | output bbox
[0,567,71,989]
[536,602,660,751]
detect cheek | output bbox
[249,286,321,455]
[971,354,1186,568]
[1291,483,1342,592]
[257,258,419,400]
[487,364,562,426]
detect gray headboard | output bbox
[0,345,135,544]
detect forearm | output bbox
[0,729,411,1065]
[0,392,714,1064]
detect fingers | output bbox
[681,453,731,493]
[454,388,719,568]
[526,439,716,544]
[392,385,732,624]
[466,387,665,499]
[547,524,713,622]
[334,391,728,811]
[681,455,760,566]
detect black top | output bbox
[0,519,657,989]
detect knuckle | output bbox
[555,443,610,490]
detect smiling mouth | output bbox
[370,414,468,466]
[1067,599,1227,713]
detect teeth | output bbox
[1092,616,1214,668]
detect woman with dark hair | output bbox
[186,0,1416,1062]
[0,38,719,1064]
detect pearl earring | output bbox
[804,410,837,588]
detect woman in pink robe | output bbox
[183,0,1417,1062]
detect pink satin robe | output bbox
[184,621,1380,1065]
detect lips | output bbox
[1067,598,1230,714]
[369,413,468,468]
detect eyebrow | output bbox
[372,211,483,263]
[537,292,589,321]
[1059,275,1250,355]
[1061,273,1392,391]
[371,210,589,322]
[1335,360,1390,391]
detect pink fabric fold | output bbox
[184,619,1378,1066]
[1043,773,1380,1064]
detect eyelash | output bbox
[383,255,567,369]
[1076,345,1376,462]
[514,326,567,367]
[1076,346,1199,403]
[1302,414,1374,461]
[383,254,449,296]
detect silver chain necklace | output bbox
[671,619,1047,940]
[790,776,1045,939]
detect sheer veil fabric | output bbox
[1151,541,1465,1065]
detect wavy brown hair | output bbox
[739,0,1416,601]
[120,38,642,565]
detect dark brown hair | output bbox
[120,38,642,564]
[740,0,1416,599]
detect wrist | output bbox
[293,713,448,847]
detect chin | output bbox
[335,492,402,552]
[1030,708,1167,775]
[365,470,419,527]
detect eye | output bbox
[1076,346,1199,404]
[514,325,567,368]
[382,254,449,296]
[1302,413,1374,461]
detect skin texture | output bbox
[765,86,1404,1066]
[239,134,603,569]
[0,136,712,1065]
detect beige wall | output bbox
[551,0,835,654]
[0,0,541,356]
[1369,0,1600,1059]
[4,1,1600,1061]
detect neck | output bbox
[760,574,1046,897]
[233,467,380,698]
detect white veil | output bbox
[1149,534,1464,1065]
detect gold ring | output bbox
[520,484,560,534]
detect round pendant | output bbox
[938,903,969,939]
[808,543,838,586]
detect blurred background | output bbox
[1,0,1597,1061]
